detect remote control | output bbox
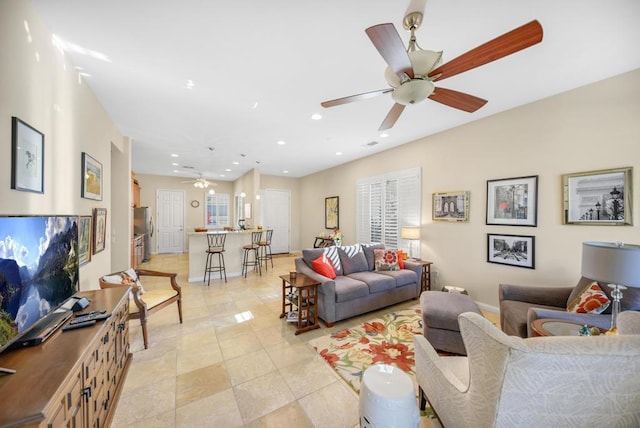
[62,320,96,331]
[70,312,111,324]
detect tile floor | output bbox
[111,252,498,427]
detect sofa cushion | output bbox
[376,269,419,287]
[362,243,384,271]
[347,271,396,294]
[567,277,640,314]
[303,247,343,276]
[333,276,369,303]
[339,246,369,275]
[567,282,610,314]
[374,249,399,271]
[311,254,337,279]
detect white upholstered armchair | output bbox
[414,312,640,428]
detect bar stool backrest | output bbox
[251,231,262,246]
[207,233,226,249]
[263,229,273,244]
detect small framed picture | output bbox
[78,215,92,266]
[82,152,103,200]
[11,117,44,194]
[486,175,538,226]
[487,233,535,269]
[433,191,470,222]
[562,166,632,225]
[325,196,339,229]
[93,208,107,255]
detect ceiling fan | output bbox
[321,4,543,130]
[181,147,219,190]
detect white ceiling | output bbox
[32,0,640,182]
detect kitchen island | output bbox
[188,230,260,282]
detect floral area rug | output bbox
[308,308,422,394]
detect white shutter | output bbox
[356,167,421,253]
[205,193,230,227]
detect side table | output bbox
[279,273,320,335]
[417,260,433,292]
[530,318,607,337]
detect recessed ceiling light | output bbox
[172,169,179,173]
[220,174,225,178]
[232,161,239,165]
[252,101,259,109]
[379,133,389,138]
[336,152,343,156]
[225,168,232,172]
[277,140,286,145]
[171,162,179,166]
[171,154,179,158]
[186,80,195,89]
[311,113,322,120]
[283,170,289,174]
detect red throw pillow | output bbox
[311,254,337,279]
[567,282,611,314]
[397,250,405,269]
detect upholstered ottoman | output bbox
[421,291,482,355]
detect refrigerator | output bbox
[133,207,153,261]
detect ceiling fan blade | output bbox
[428,20,543,82]
[321,88,393,108]
[365,23,414,79]
[428,87,487,112]
[379,103,406,131]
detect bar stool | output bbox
[241,231,262,278]
[204,233,227,285]
[258,229,274,271]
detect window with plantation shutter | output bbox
[356,167,421,255]
[205,193,230,227]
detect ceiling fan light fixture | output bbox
[384,49,442,87]
[392,79,434,105]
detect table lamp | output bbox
[581,241,640,333]
[401,226,421,260]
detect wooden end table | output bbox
[279,273,320,335]
[417,260,433,292]
[530,318,607,337]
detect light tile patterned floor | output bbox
[111,253,497,427]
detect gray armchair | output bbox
[415,312,640,428]
[499,276,640,338]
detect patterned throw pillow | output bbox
[323,246,342,275]
[567,282,611,314]
[311,254,337,279]
[374,249,399,271]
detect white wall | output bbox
[0,0,128,290]
[299,69,640,309]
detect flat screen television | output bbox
[0,215,79,355]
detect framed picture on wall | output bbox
[11,117,44,194]
[325,196,339,229]
[486,175,538,226]
[93,208,107,254]
[81,152,103,200]
[487,233,535,269]
[562,166,632,225]
[78,215,92,266]
[433,191,470,222]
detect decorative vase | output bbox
[334,238,342,247]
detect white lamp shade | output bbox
[581,242,640,287]
[401,226,421,240]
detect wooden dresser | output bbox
[0,287,132,428]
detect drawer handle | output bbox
[82,386,92,403]
[118,323,125,332]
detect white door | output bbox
[156,189,185,253]
[263,189,290,254]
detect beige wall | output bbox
[0,0,128,290]
[299,69,640,310]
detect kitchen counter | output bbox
[188,230,263,282]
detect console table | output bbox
[0,287,131,428]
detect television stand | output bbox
[0,287,131,427]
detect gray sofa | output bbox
[499,276,640,338]
[294,244,421,326]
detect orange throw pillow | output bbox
[311,254,337,279]
[397,250,405,269]
[567,282,611,314]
